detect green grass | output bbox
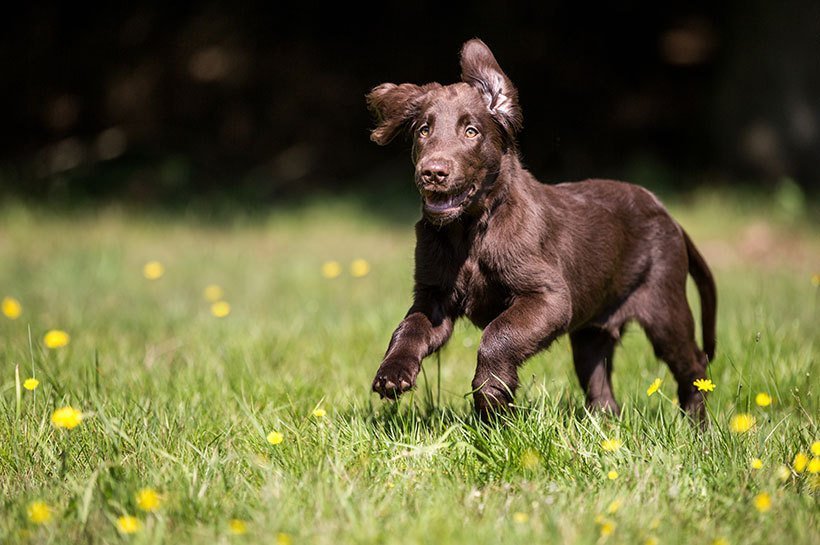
[1,190,818,544]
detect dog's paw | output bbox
[473,384,515,421]
[372,357,420,400]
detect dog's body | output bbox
[367,39,716,419]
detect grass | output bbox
[0,189,818,544]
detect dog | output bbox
[366,39,716,420]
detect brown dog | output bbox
[366,39,716,420]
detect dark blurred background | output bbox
[1,1,818,206]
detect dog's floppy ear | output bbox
[460,39,523,136]
[367,83,435,145]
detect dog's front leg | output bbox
[372,292,454,399]
[472,291,570,417]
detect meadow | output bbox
[0,187,818,544]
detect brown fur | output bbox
[366,39,717,420]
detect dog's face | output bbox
[367,40,523,225]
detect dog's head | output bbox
[367,39,522,225]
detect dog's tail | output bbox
[683,229,716,362]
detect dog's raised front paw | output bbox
[372,357,420,399]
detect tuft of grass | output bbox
[0,190,818,544]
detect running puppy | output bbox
[366,39,716,420]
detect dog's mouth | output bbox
[421,185,476,216]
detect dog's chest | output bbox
[455,255,510,329]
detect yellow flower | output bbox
[521,448,541,470]
[350,258,371,278]
[606,499,622,514]
[693,378,715,392]
[512,511,529,523]
[23,378,40,391]
[607,470,619,480]
[26,501,52,524]
[776,464,791,482]
[813,273,820,287]
[267,431,284,445]
[143,261,164,280]
[228,519,247,535]
[753,492,771,513]
[312,408,326,418]
[321,260,342,279]
[807,458,820,474]
[793,452,808,473]
[43,329,70,349]
[211,301,231,318]
[600,438,622,452]
[755,392,772,407]
[712,538,729,545]
[811,441,820,457]
[135,488,162,512]
[51,406,83,429]
[276,533,293,545]
[729,413,755,433]
[203,284,224,302]
[645,537,659,545]
[598,518,616,537]
[2,296,22,319]
[116,515,141,534]
[646,378,662,396]
[750,458,763,470]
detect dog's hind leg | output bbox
[639,291,709,422]
[569,327,620,414]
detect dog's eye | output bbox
[465,126,479,138]
[418,125,430,137]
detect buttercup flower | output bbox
[143,261,164,280]
[711,538,729,545]
[807,458,820,474]
[321,261,342,279]
[598,518,616,537]
[512,512,529,523]
[276,533,293,545]
[312,408,326,418]
[211,301,231,318]
[606,499,622,514]
[229,519,247,535]
[753,492,771,513]
[2,296,22,319]
[755,393,772,407]
[520,448,541,470]
[646,378,662,397]
[607,470,619,480]
[51,406,83,429]
[267,431,284,445]
[136,488,162,512]
[23,378,40,391]
[693,378,715,392]
[203,284,224,302]
[27,501,52,524]
[43,330,70,349]
[793,452,808,473]
[600,438,622,452]
[350,258,370,278]
[750,458,763,470]
[645,537,659,545]
[729,413,755,433]
[811,441,820,457]
[116,515,141,534]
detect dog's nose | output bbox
[419,159,451,185]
